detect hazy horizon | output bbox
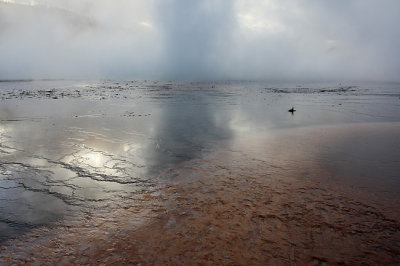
[1,0,400,82]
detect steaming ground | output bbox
[0,80,400,264]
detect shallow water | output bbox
[1,123,399,265]
[0,79,399,243]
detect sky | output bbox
[0,0,399,81]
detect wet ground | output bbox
[0,80,400,264]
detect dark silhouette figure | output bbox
[288,106,296,114]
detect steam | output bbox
[0,0,399,81]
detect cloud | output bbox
[0,0,161,78]
[230,0,400,81]
[0,0,399,81]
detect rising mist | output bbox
[0,0,399,81]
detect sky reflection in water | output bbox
[0,80,399,240]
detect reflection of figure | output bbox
[145,87,232,175]
[288,106,296,114]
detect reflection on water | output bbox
[0,80,400,241]
[144,92,232,175]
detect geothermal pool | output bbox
[0,80,399,264]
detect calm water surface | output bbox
[0,80,399,241]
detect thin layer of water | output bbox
[1,123,399,264]
[0,80,399,241]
